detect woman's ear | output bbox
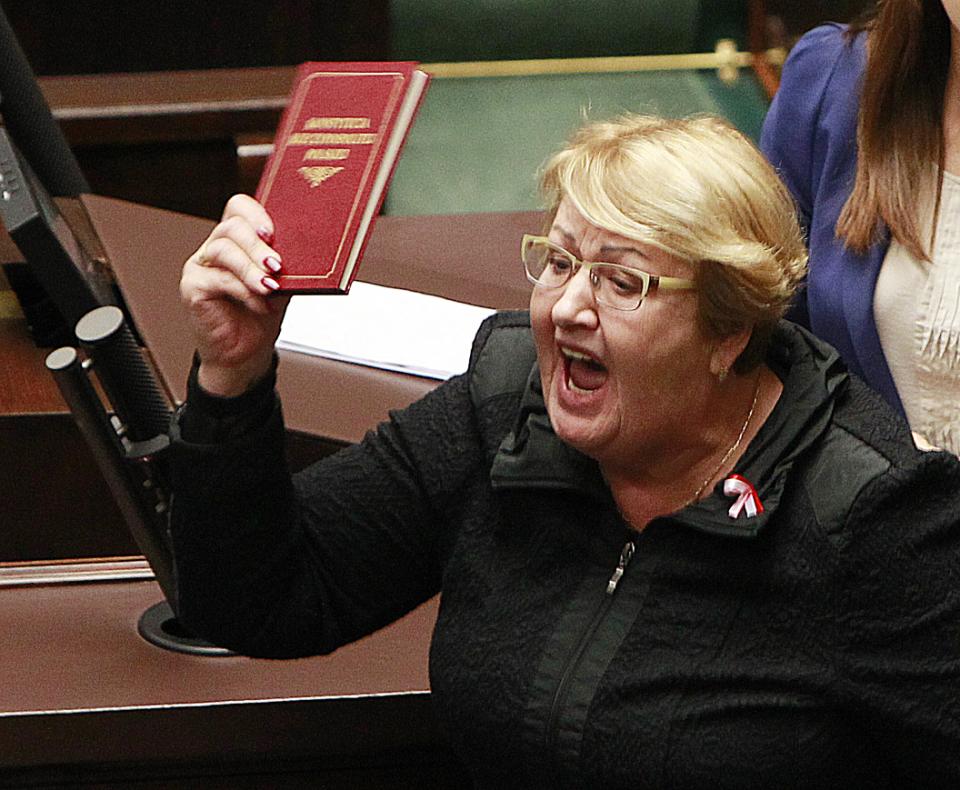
[709,328,752,380]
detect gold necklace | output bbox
[687,376,761,506]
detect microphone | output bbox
[74,305,171,444]
[45,344,177,608]
[47,305,233,656]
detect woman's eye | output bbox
[548,255,572,272]
[609,273,642,294]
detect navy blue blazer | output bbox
[760,23,905,417]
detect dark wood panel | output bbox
[39,67,295,218]
[0,311,343,561]
[0,412,134,559]
[0,576,465,786]
[83,195,536,437]
[763,0,873,48]
[2,1,390,76]
[0,317,63,412]
[77,140,243,222]
[0,198,536,563]
[6,0,389,218]
[40,67,294,146]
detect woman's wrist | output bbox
[179,351,279,444]
[197,351,275,399]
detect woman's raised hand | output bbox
[180,194,290,397]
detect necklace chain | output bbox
[687,377,761,506]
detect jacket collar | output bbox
[490,365,610,502]
[490,322,847,539]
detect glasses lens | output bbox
[592,263,649,310]
[524,239,573,287]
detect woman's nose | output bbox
[551,267,599,328]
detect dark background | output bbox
[0,0,877,219]
[0,0,391,74]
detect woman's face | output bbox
[529,198,715,472]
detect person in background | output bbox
[171,114,960,787]
[761,0,960,454]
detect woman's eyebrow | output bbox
[600,244,649,260]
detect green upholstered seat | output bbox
[390,0,747,61]
[386,0,758,216]
[386,67,769,216]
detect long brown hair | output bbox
[837,0,952,259]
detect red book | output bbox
[256,62,430,293]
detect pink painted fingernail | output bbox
[257,227,275,245]
[263,255,282,273]
[261,275,280,291]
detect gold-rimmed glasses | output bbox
[521,234,696,311]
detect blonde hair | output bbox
[540,114,808,372]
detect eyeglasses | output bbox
[521,234,696,311]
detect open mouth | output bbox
[561,347,608,392]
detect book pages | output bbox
[277,281,496,379]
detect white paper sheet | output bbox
[277,281,497,380]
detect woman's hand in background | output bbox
[179,194,290,397]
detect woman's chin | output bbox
[548,380,616,457]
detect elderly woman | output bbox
[172,115,960,787]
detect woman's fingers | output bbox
[221,193,273,234]
[200,235,280,294]
[204,266,275,315]
[185,194,280,288]
[178,195,288,394]
[219,194,275,249]
[204,211,281,273]
[182,241,275,312]
[183,197,286,302]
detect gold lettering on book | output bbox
[304,148,350,161]
[299,166,344,187]
[288,133,377,145]
[304,117,370,130]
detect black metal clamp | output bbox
[47,305,231,656]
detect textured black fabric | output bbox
[169,314,960,788]
[177,351,278,444]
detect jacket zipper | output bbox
[545,540,636,757]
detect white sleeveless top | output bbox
[875,170,960,454]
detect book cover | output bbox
[256,61,430,293]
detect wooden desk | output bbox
[0,316,134,559]
[0,198,537,560]
[0,570,466,786]
[0,198,537,781]
[82,194,536,444]
[0,198,536,781]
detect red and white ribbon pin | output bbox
[723,474,764,519]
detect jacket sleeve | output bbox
[168,355,487,659]
[760,23,850,330]
[829,452,960,783]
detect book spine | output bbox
[338,70,432,292]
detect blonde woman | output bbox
[172,115,960,787]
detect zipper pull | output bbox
[606,541,635,595]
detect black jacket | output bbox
[170,313,960,788]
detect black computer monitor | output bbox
[0,129,119,345]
